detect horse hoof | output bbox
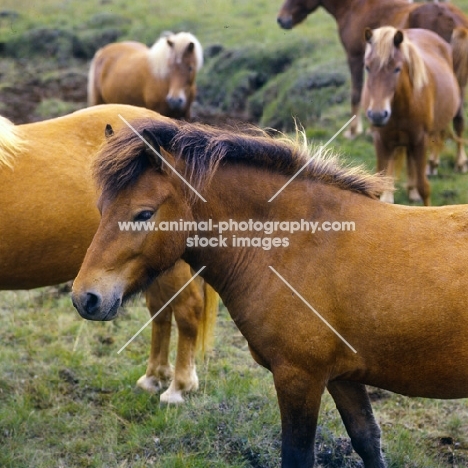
[426,165,438,177]
[408,188,422,203]
[343,129,357,140]
[160,387,185,404]
[136,374,162,393]
[380,191,395,204]
[457,162,468,174]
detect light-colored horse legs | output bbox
[137,284,174,394]
[136,262,204,404]
[375,140,396,204]
[407,157,423,203]
[328,381,386,468]
[409,141,431,206]
[161,288,203,404]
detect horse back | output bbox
[90,42,153,107]
[407,29,459,128]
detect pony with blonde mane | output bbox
[88,32,203,119]
[277,0,468,168]
[362,26,460,205]
[0,105,217,404]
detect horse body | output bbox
[277,0,468,171]
[88,32,203,119]
[0,105,216,403]
[72,119,468,467]
[362,27,460,205]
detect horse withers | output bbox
[72,118,468,467]
[87,32,203,119]
[0,105,216,404]
[362,26,460,205]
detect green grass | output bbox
[1,0,468,466]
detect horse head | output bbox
[277,0,321,29]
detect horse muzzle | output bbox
[277,15,293,29]
[366,109,391,127]
[166,95,186,111]
[71,289,122,321]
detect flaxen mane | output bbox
[95,119,391,200]
[0,116,24,169]
[365,26,428,90]
[148,31,203,79]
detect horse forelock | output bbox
[0,116,24,169]
[148,32,203,78]
[367,27,428,91]
[96,119,391,201]
[94,118,180,201]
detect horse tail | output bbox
[451,27,468,92]
[195,282,219,358]
[0,116,23,169]
[87,51,104,107]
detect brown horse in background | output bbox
[72,117,468,467]
[277,0,468,172]
[362,27,460,205]
[87,32,203,120]
[0,105,217,404]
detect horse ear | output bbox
[159,147,177,175]
[364,28,373,43]
[142,128,164,153]
[186,42,195,54]
[394,30,404,47]
[141,129,173,172]
[105,124,114,139]
[167,38,174,48]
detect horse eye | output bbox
[365,65,370,72]
[134,210,154,222]
[394,67,401,73]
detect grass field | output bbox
[1,0,468,466]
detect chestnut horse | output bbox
[277,0,468,172]
[87,32,203,119]
[362,27,460,205]
[0,105,217,404]
[72,118,468,467]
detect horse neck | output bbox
[320,0,357,20]
[181,163,359,311]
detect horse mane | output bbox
[0,116,24,169]
[95,119,391,202]
[365,26,428,91]
[147,31,203,78]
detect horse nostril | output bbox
[383,110,389,118]
[84,291,102,316]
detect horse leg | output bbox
[407,155,423,203]
[426,131,441,176]
[136,281,173,393]
[160,279,203,404]
[375,138,395,203]
[273,366,326,467]
[410,141,431,206]
[454,102,468,173]
[327,381,386,468]
[344,54,364,139]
